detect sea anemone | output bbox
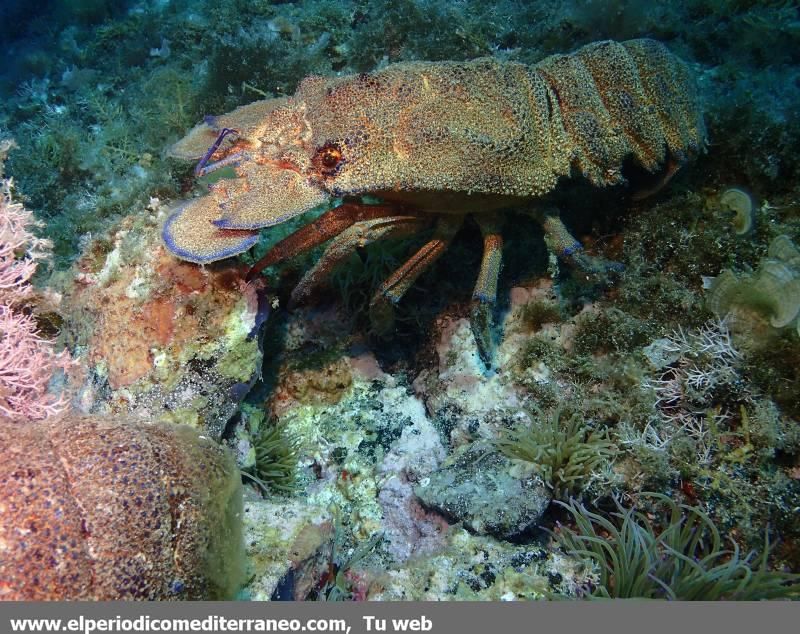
[555,493,799,600]
[242,421,299,495]
[494,406,615,501]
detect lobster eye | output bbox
[321,148,341,168]
[314,142,344,175]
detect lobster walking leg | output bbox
[630,156,682,201]
[470,214,504,368]
[539,208,624,280]
[247,202,405,282]
[289,214,431,308]
[368,216,462,334]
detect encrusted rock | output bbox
[56,210,270,438]
[414,444,551,540]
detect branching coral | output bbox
[0,306,72,420]
[555,493,799,600]
[0,181,51,303]
[495,406,616,501]
[641,318,745,464]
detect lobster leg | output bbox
[630,156,682,201]
[470,214,504,368]
[368,216,462,334]
[289,213,431,308]
[247,202,406,281]
[539,208,624,280]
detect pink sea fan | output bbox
[0,182,53,305]
[0,305,72,420]
[1,180,72,421]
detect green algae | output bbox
[216,338,261,382]
[513,297,563,332]
[572,308,654,355]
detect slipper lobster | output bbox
[163,38,704,365]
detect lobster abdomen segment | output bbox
[535,39,705,188]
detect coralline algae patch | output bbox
[53,202,268,438]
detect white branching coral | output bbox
[639,318,745,463]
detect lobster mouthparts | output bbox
[163,97,329,263]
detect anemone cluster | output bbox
[556,494,799,600]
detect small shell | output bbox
[720,187,754,235]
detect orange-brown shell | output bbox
[163,39,704,263]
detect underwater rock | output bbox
[55,207,270,438]
[414,444,551,540]
[246,279,588,597]
[275,356,354,414]
[240,495,335,601]
[707,234,800,336]
[0,414,244,600]
[413,316,525,446]
[413,282,567,447]
[643,337,683,369]
[376,404,449,562]
[255,302,452,569]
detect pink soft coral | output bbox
[0,180,72,421]
[0,183,50,304]
[0,305,72,420]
